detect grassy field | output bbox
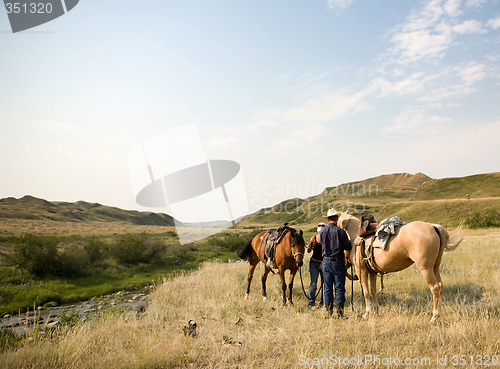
[1,228,498,368]
[0,228,256,315]
[377,197,500,228]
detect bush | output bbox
[58,246,89,277]
[110,234,165,265]
[465,209,500,228]
[9,234,61,277]
[84,237,108,263]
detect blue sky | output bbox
[0,0,499,216]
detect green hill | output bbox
[239,172,433,227]
[410,172,500,201]
[0,195,176,226]
[238,172,499,229]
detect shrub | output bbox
[84,237,108,263]
[9,234,61,277]
[58,246,89,277]
[110,234,165,265]
[465,209,500,228]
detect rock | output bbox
[134,302,147,315]
[3,314,11,319]
[47,321,60,328]
[27,337,34,343]
[37,306,46,311]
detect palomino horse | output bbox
[237,227,305,305]
[338,212,464,323]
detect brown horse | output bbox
[338,212,464,323]
[237,227,305,305]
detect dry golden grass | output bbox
[1,229,499,368]
[0,219,178,237]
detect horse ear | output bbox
[300,230,303,236]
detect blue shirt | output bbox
[320,223,351,259]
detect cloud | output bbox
[388,0,488,63]
[465,0,487,7]
[487,17,500,29]
[273,123,326,150]
[370,73,427,96]
[386,108,452,134]
[280,86,374,124]
[391,30,452,62]
[452,19,486,34]
[444,0,463,17]
[416,83,475,103]
[327,0,354,13]
[457,62,486,85]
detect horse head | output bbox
[289,228,305,267]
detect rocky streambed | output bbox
[0,287,152,336]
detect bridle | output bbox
[289,232,304,261]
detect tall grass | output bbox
[1,229,498,368]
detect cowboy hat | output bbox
[325,208,342,218]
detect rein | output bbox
[298,264,323,300]
[341,215,356,313]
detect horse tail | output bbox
[434,224,465,252]
[236,241,253,261]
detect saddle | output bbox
[355,214,383,274]
[261,223,290,269]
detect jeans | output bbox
[322,258,346,305]
[307,260,323,307]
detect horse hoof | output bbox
[245,293,249,300]
[430,315,439,324]
[263,296,267,301]
[362,313,369,320]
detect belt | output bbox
[323,256,341,260]
[310,258,322,263]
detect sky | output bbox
[0,0,499,220]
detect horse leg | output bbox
[369,272,379,315]
[246,260,258,299]
[288,269,296,305]
[418,266,442,323]
[261,266,271,300]
[359,268,371,319]
[278,268,287,305]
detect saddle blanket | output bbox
[375,216,406,250]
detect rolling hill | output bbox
[0,195,176,226]
[410,172,500,201]
[2,171,498,230]
[238,172,500,228]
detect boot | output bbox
[327,302,334,316]
[336,302,346,319]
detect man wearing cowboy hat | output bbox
[320,208,352,317]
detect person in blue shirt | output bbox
[306,222,325,308]
[320,208,352,317]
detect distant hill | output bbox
[238,172,499,228]
[0,195,176,226]
[410,172,500,201]
[239,172,433,227]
